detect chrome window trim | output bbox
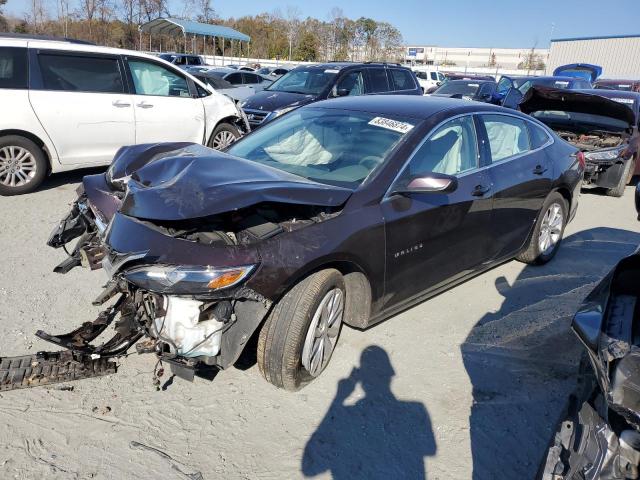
[384,110,555,199]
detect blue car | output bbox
[493,63,602,104]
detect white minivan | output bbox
[413,67,446,94]
[0,35,248,195]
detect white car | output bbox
[0,36,248,195]
[413,68,446,94]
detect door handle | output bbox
[136,102,154,109]
[533,165,548,175]
[112,100,131,108]
[471,184,491,196]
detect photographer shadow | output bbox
[302,345,436,479]
[462,227,640,479]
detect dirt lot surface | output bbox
[0,171,638,480]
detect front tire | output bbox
[0,135,48,196]
[257,269,345,391]
[607,158,635,197]
[208,123,240,150]
[516,192,568,265]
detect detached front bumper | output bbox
[583,157,630,190]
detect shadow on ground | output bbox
[462,227,640,479]
[36,167,107,192]
[302,346,436,479]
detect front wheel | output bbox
[516,192,568,265]
[0,135,48,196]
[257,269,345,391]
[208,123,240,150]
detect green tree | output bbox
[294,30,318,61]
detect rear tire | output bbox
[0,135,48,196]
[257,269,345,391]
[516,192,568,265]
[208,123,240,150]
[606,158,634,197]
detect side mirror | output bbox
[501,87,524,109]
[331,86,350,97]
[391,173,458,195]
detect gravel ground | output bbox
[0,171,638,480]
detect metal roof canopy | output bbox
[140,17,250,43]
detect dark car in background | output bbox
[595,79,640,93]
[494,75,593,104]
[205,67,273,92]
[157,53,209,70]
[430,79,497,102]
[538,184,640,480]
[46,96,583,392]
[520,86,639,197]
[240,62,422,129]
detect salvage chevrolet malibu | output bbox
[27,96,583,392]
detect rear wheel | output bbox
[0,136,48,196]
[516,192,568,265]
[257,269,345,391]
[208,123,240,150]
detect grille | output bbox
[243,109,271,127]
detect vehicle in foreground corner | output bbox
[538,184,640,480]
[0,37,248,195]
[519,86,639,197]
[430,79,497,103]
[240,62,422,129]
[44,96,583,391]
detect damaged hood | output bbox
[115,144,352,221]
[520,86,636,127]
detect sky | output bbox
[4,0,640,48]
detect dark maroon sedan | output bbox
[43,96,584,391]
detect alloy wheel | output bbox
[301,288,344,377]
[0,146,37,188]
[212,130,236,150]
[538,202,563,255]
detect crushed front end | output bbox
[35,142,348,386]
[539,251,640,479]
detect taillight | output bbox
[576,151,585,169]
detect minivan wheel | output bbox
[257,269,345,391]
[516,192,568,265]
[208,123,240,150]
[0,136,48,196]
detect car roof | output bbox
[308,95,511,120]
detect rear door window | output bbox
[367,68,390,93]
[335,70,365,96]
[430,72,438,80]
[389,69,415,91]
[38,53,124,93]
[0,47,28,89]
[527,122,551,149]
[242,72,261,84]
[226,72,243,84]
[481,114,531,162]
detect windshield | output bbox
[434,82,481,96]
[226,108,416,188]
[266,67,338,95]
[531,110,631,133]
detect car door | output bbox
[28,49,135,165]
[381,114,494,308]
[478,113,553,260]
[333,70,365,97]
[125,56,205,145]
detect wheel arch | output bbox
[207,115,247,145]
[0,129,53,175]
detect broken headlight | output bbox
[585,147,625,161]
[123,264,256,294]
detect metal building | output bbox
[548,34,640,79]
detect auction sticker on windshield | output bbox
[369,117,414,134]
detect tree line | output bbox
[0,2,404,62]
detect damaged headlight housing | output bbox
[123,264,256,294]
[585,147,626,161]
